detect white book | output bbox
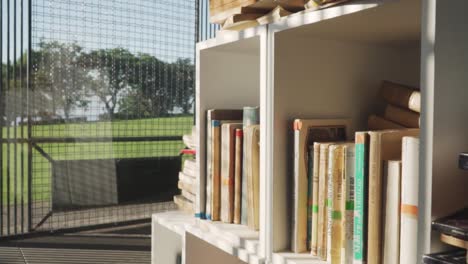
[342,145,355,264]
[383,160,402,264]
[399,137,419,264]
[179,171,196,186]
[183,159,197,177]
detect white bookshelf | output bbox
[153,0,468,263]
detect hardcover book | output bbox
[233,129,244,224]
[384,104,420,128]
[292,118,350,253]
[244,124,260,230]
[367,115,404,131]
[353,132,369,264]
[206,109,243,220]
[380,81,421,113]
[242,107,259,225]
[382,160,402,264]
[220,123,243,223]
[400,137,420,264]
[368,129,419,264]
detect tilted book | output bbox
[307,145,314,251]
[380,81,421,113]
[220,123,242,223]
[205,109,243,220]
[382,160,402,264]
[367,115,404,131]
[384,104,420,128]
[353,132,369,264]
[399,137,420,264]
[367,129,419,264]
[242,107,259,225]
[342,144,355,264]
[233,129,244,224]
[292,119,350,253]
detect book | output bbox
[384,104,420,128]
[318,143,332,259]
[380,81,421,113]
[174,195,194,214]
[342,144,355,264]
[206,109,243,220]
[367,115,405,131]
[292,119,350,253]
[242,107,259,225]
[220,122,243,223]
[183,126,197,149]
[222,13,263,31]
[210,0,305,24]
[182,189,196,202]
[311,143,321,255]
[353,132,369,264]
[432,208,468,240]
[211,120,241,221]
[326,144,350,264]
[244,124,260,230]
[305,0,350,11]
[382,160,402,264]
[400,136,420,264]
[233,129,244,224]
[367,129,419,264]
[257,5,292,25]
[183,159,197,177]
[307,145,314,251]
[178,180,197,196]
[179,171,197,186]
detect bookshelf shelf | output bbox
[152,0,468,263]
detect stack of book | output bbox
[210,0,352,31]
[174,127,198,214]
[204,107,260,230]
[423,155,467,264]
[291,81,423,264]
[425,208,467,264]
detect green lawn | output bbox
[1,116,194,204]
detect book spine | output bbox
[242,107,259,225]
[233,129,243,224]
[328,145,344,264]
[211,120,221,221]
[399,137,419,264]
[318,143,330,259]
[307,145,314,251]
[220,125,231,223]
[205,113,213,220]
[383,161,401,264]
[342,145,355,264]
[368,132,383,264]
[252,126,260,230]
[354,132,368,264]
[311,143,321,255]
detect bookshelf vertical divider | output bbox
[187,0,468,263]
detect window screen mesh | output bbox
[0,0,197,235]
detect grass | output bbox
[1,116,194,204]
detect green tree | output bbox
[31,41,90,119]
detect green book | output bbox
[353,132,369,264]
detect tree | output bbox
[31,41,90,119]
[82,48,138,120]
[172,58,195,114]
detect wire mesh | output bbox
[0,0,198,236]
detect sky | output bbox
[2,0,198,64]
